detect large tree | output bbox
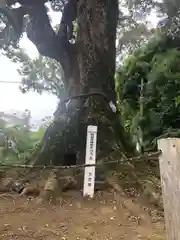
[0,0,135,166]
[1,0,179,167]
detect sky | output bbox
[0,6,158,128]
[0,7,61,128]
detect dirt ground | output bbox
[0,190,165,240]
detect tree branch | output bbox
[25,3,77,84]
[26,4,62,62]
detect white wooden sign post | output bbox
[83,125,98,198]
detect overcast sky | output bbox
[0,7,61,127]
[0,7,158,127]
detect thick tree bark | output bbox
[77,0,117,103]
[20,0,135,167]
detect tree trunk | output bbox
[30,0,135,169]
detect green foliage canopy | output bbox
[116,33,180,149]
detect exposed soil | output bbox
[0,190,165,240]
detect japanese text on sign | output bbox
[83,125,98,198]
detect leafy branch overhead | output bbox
[0,0,81,104]
[16,51,65,98]
[19,56,65,98]
[0,0,73,67]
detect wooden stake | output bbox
[158,138,180,240]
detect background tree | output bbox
[116,32,180,150]
[0,110,42,163]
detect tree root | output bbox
[19,187,40,197]
[0,193,17,201]
[106,176,125,195]
[0,186,13,193]
[37,170,61,204]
